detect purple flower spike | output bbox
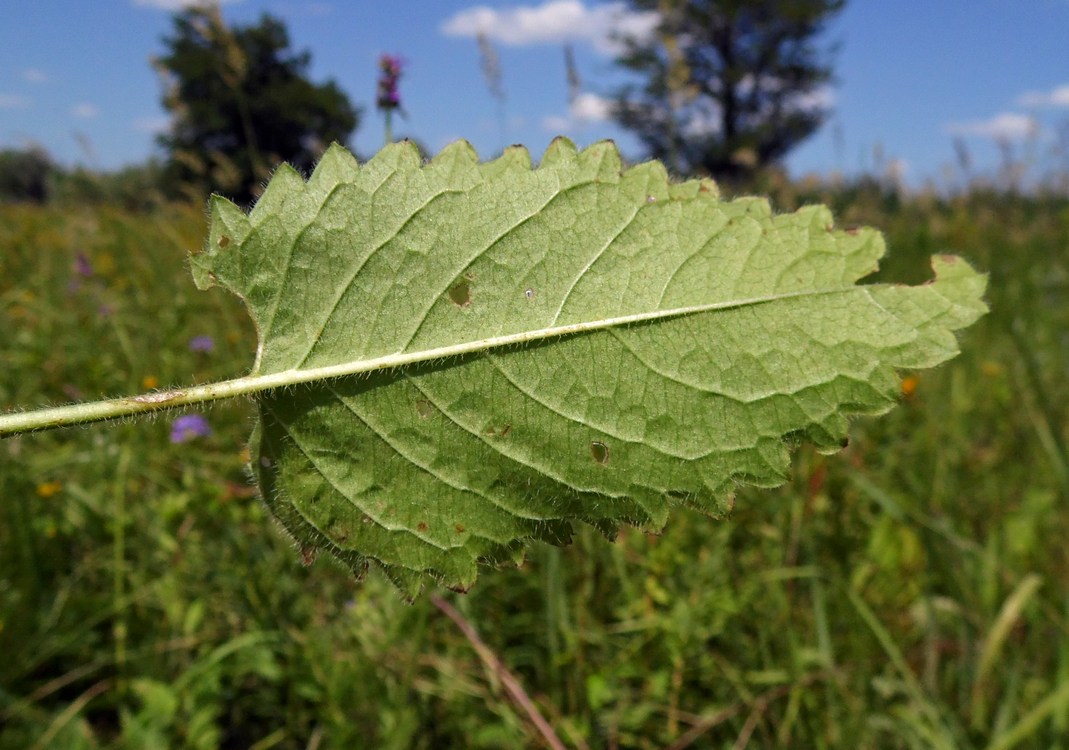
[170,414,212,443]
[189,335,215,353]
[377,54,404,110]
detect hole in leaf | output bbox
[524,287,535,300]
[646,195,656,203]
[448,280,472,307]
[590,441,610,465]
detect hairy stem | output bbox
[0,290,824,438]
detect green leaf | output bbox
[193,138,986,598]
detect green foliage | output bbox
[613,0,845,181]
[2,192,1066,748]
[0,148,170,212]
[192,138,984,596]
[49,161,169,212]
[0,147,55,203]
[155,5,359,205]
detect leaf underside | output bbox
[194,138,987,598]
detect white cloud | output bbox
[22,68,48,84]
[542,91,613,132]
[441,0,658,55]
[132,0,241,10]
[0,94,29,109]
[570,92,612,121]
[1017,84,1069,108]
[133,115,171,134]
[72,103,100,119]
[790,86,835,111]
[945,112,1040,140]
[542,114,571,133]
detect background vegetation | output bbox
[2,166,1068,750]
[2,1,1069,747]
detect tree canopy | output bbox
[613,0,845,182]
[155,6,359,205]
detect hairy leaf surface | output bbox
[193,138,986,597]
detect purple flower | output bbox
[74,252,93,277]
[170,414,212,443]
[188,335,215,353]
[376,54,404,110]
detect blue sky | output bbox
[1,0,1067,187]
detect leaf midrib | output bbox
[254,285,860,386]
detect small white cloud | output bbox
[442,0,658,55]
[946,112,1040,140]
[133,115,171,134]
[0,94,29,109]
[132,0,241,10]
[22,68,48,84]
[72,103,100,119]
[570,92,612,122]
[791,86,835,111]
[1017,84,1069,108]
[542,114,571,133]
[542,91,613,132]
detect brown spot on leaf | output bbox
[417,522,429,532]
[217,234,231,248]
[448,280,472,307]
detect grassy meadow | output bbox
[1,183,1068,749]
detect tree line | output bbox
[0,1,843,206]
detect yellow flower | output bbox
[900,375,919,397]
[36,481,62,498]
[981,361,1003,378]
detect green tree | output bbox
[613,0,844,182]
[0,147,55,203]
[155,5,359,205]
